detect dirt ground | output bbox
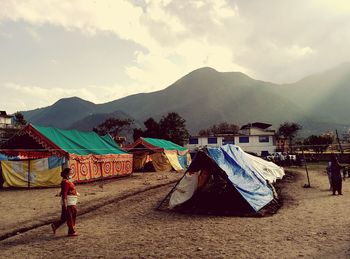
[0,165,349,258]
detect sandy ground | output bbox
[0,172,181,239]
[0,165,349,258]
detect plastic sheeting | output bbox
[33,125,127,155]
[164,151,184,171]
[243,151,284,183]
[207,145,275,212]
[177,155,187,169]
[132,153,148,171]
[1,159,62,188]
[169,172,199,208]
[142,138,187,153]
[151,153,172,172]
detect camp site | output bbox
[2,4,350,256]
[0,123,349,258]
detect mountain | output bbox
[94,67,308,133]
[279,62,350,124]
[22,97,97,129]
[21,65,350,136]
[68,111,142,131]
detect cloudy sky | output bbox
[1,0,350,113]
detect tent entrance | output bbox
[170,168,255,216]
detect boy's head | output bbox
[61,167,71,178]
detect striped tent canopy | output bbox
[0,124,133,186]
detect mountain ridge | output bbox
[21,64,350,136]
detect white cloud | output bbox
[1,0,350,113]
[0,0,156,47]
[210,0,238,24]
[286,45,314,59]
[0,0,245,93]
[25,27,41,42]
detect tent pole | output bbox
[335,129,344,157]
[27,160,30,189]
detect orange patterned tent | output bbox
[1,124,133,185]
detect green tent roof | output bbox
[143,137,187,151]
[33,125,127,155]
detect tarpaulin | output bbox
[143,138,187,153]
[33,125,127,155]
[207,145,274,212]
[177,155,188,170]
[132,153,149,171]
[150,153,172,172]
[244,152,284,183]
[187,153,192,166]
[164,151,183,171]
[169,171,199,208]
[1,159,62,188]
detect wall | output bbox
[187,134,276,156]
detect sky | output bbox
[1,0,350,113]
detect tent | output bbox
[0,124,133,187]
[159,144,284,215]
[125,137,191,172]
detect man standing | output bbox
[51,168,79,236]
[330,155,343,195]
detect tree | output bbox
[198,129,211,136]
[212,122,239,134]
[159,112,189,146]
[143,118,161,138]
[277,122,302,152]
[14,112,27,126]
[93,118,133,137]
[132,128,144,141]
[303,134,334,153]
[198,122,239,135]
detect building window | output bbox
[223,138,234,145]
[208,137,217,144]
[239,136,249,143]
[259,136,269,143]
[189,137,199,144]
[261,150,269,157]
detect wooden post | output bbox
[27,160,30,188]
[302,147,311,188]
[335,129,343,157]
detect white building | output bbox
[186,122,276,156]
[0,111,12,127]
[0,111,17,144]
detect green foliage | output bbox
[159,112,189,146]
[278,122,302,152]
[143,118,160,138]
[134,112,189,145]
[198,122,239,136]
[198,129,211,136]
[132,128,144,142]
[278,122,302,141]
[14,112,27,126]
[303,134,334,153]
[93,118,133,137]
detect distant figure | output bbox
[329,155,343,195]
[326,161,332,190]
[51,168,79,236]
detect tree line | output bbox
[93,112,189,146]
[11,111,339,151]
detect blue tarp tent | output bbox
[0,153,20,161]
[166,145,284,213]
